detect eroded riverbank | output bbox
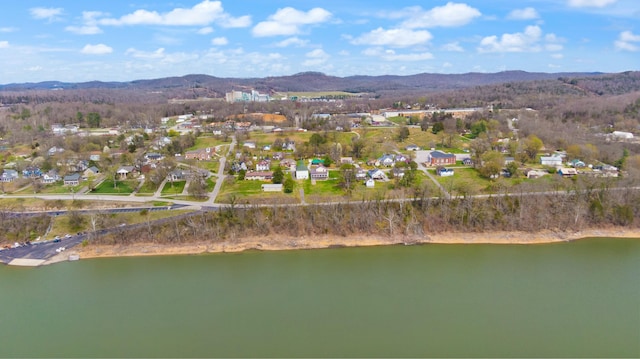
[51,227,640,263]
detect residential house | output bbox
[88,151,102,162]
[569,159,586,168]
[261,183,282,192]
[145,152,164,161]
[262,145,271,151]
[427,151,456,166]
[280,159,296,170]
[540,156,563,167]
[310,165,329,180]
[243,141,257,149]
[41,170,60,184]
[245,171,274,181]
[368,169,386,180]
[117,166,135,179]
[394,154,409,163]
[1,169,19,182]
[168,169,187,182]
[525,169,547,179]
[22,166,42,179]
[231,161,248,173]
[340,157,354,165]
[378,154,396,167]
[405,144,420,151]
[255,160,271,171]
[436,166,454,177]
[272,152,284,161]
[355,168,368,180]
[391,167,406,178]
[185,147,213,161]
[504,157,515,164]
[83,166,100,180]
[283,140,296,151]
[558,168,578,177]
[462,158,473,166]
[63,173,81,186]
[295,161,309,180]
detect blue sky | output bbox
[0,0,639,83]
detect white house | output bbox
[540,156,563,167]
[255,160,270,171]
[295,161,309,179]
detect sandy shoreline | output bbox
[50,227,640,263]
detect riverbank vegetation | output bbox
[90,178,639,246]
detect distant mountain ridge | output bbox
[0,71,609,93]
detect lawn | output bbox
[191,135,229,150]
[205,177,216,192]
[136,179,159,195]
[161,180,186,196]
[92,179,138,194]
[357,127,469,158]
[218,177,299,204]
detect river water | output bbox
[1,238,639,358]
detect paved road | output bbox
[207,135,235,205]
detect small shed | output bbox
[261,184,283,192]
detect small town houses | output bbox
[184,147,213,161]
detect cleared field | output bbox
[217,177,299,205]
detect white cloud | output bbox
[302,48,330,66]
[362,47,433,61]
[81,44,113,55]
[381,50,434,61]
[252,7,331,37]
[568,0,617,7]
[442,42,464,52]
[545,44,564,51]
[30,7,63,21]
[614,30,640,51]
[0,41,9,49]
[197,27,214,35]
[211,37,228,46]
[399,3,481,29]
[66,25,102,35]
[99,0,250,28]
[551,53,564,59]
[352,28,432,47]
[66,12,107,35]
[275,37,309,47]
[507,7,540,20]
[0,27,17,33]
[478,25,544,53]
[126,48,167,59]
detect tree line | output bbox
[90,179,639,247]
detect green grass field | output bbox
[161,180,186,195]
[191,135,229,150]
[92,179,138,194]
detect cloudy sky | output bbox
[0,0,639,83]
